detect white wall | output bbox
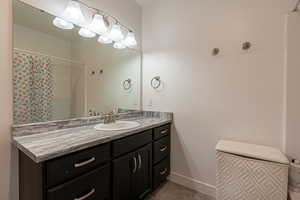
[141,0,291,196]
[0,0,13,200]
[286,12,300,160]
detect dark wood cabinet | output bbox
[113,144,152,200]
[47,165,110,200]
[132,144,152,200]
[19,123,171,200]
[113,152,134,200]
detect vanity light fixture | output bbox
[53,17,74,29]
[89,14,108,35]
[52,0,137,49]
[98,34,113,44]
[61,0,86,26]
[108,24,124,42]
[78,27,96,38]
[124,31,137,47]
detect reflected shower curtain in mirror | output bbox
[13,51,54,124]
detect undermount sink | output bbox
[94,121,141,131]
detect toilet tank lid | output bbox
[216,140,289,164]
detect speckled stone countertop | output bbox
[13,112,172,163]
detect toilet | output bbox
[216,140,289,200]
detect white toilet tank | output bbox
[216,140,289,200]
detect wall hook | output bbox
[242,42,252,50]
[212,48,220,56]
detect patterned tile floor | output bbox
[147,181,215,200]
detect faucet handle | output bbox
[112,106,119,115]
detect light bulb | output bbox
[89,14,108,35]
[62,0,86,26]
[124,32,137,47]
[78,28,96,38]
[108,24,124,42]
[53,17,74,29]
[113,41,126,49]
[97,35,113,44]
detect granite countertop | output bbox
[13,116,172,163]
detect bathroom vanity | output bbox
[11,1,172,199]
[13,113,172,200]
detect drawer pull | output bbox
[160,146,168,152]
[74,157,96,168]
[132,156,137,173]
[138,153,142,170]
[160,130,168,134]
[74,188,95,200]
[160,168,168,175]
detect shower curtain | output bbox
[13,51,54,124]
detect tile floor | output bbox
[147,181,215,200]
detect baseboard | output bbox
[168,172,216,198]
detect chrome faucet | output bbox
[102,107,119,124]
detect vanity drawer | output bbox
[153,158,170,190]
[112,130,152,157]
[153,136,170,164]
[46,143,110,188]
[153,124,170,140]
[47,164,110,200]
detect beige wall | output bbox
[0,0,13,200]
[141,0,291,196]
[286,12,300,160]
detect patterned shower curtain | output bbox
[13,51,54,124]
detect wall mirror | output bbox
[12,0,141,125]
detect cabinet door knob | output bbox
[160,146,168,152]
[132,156,137,173]
[74,188,95,200]
[138,153,142,170]
[160,130,168,134]
[74,157,96,168]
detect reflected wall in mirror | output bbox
[13,0,141,125]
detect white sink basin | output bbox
[94,121,140,131]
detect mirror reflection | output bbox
[13,0,141,125]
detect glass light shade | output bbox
[53,17,74,29]
[124,32,137,47]
[113,41,126,49]
[78,28,96,38]
[62,0,86,26]
[108,24,124,42]
[89,14,108,35]
[97,35,113,44]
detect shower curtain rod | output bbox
[292,0,300,12]
[13,48,84,65]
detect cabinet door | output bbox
[133,144,153,200]
[113,152,135,200]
